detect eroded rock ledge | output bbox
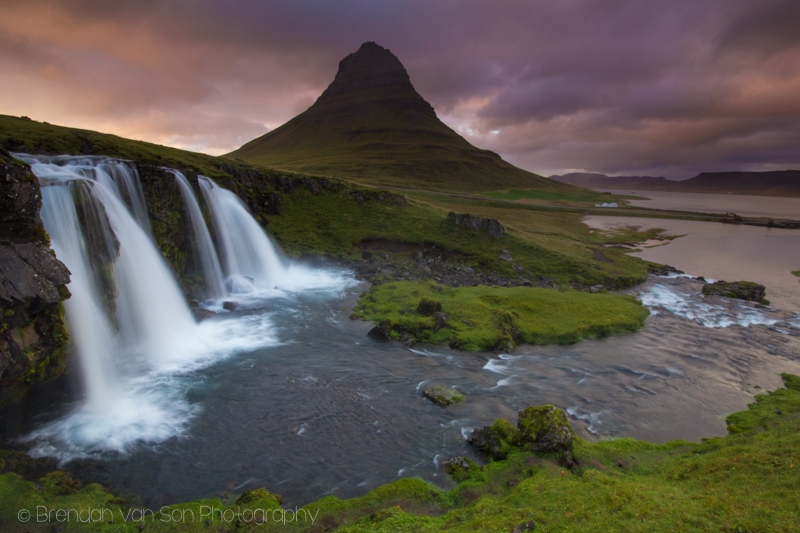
[0,149,70,407]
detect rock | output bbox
[500,250,513,262]
[416,298,442,315]
[446,212,505,238]
[559,450,579,470]
[468,419,518,460]
[513,520,536,532]
[0,152,71,408]
[432,311,449,331]
[367,319,393,340]
[443,456,480,482]
[192,308,217,321]
[648,264,683,276]
[423,384,466,407]
[701,280,768,304]
[590,284,605,293]
[517,405,575,454]
[222,300,239,311]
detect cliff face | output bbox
[0,149,70,408]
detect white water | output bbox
[16,154,354,462]
[198,176,287,293]
[171,170,226,301]
[38,185,118,413]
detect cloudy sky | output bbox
[1,0,798,179]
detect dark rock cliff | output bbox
[0,149,70,408]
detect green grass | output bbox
[353,281,650,350]
[4,374,799,532]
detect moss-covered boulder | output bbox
[443,456,481,482]
[416,298,442,315]
[701,280,768,304]
[517,404,574,453]
[235,487,282,509]
[468,419,519,460]
[423,384,466,407]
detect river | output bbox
[2,185,800,508]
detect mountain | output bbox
[550,171,800,196]
[549,173,673,189]
[228,42,577,194]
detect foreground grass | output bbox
[2,374,799,532]
[353,281,649,351]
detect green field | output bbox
[353,281,649,351]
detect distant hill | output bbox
[228,42,580,194]
[549,173,674,189]
[550,171,800,197]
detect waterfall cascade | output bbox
[14,154,310,459]
[171,169,226,301]
[198,176,287,293]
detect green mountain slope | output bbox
[228,42,579,194]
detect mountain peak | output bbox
[227,43,573,193]
[311,42,433,117]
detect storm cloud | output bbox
[1,0,798,178]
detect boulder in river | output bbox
[517,404,575,454]
[701,280,768,304]
[423,384,466,407]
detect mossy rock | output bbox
[443,456,481,482]
[235,487,282,509]
[701,280,767,304]
[416,298,442,315]
[468,418,519,460]
[423,384,466,407]
[517,404,574,453]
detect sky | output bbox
[1,0,799,179]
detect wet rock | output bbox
[192,308,217,321]
[701,280,768,304]
[517,405,575,454]
[367,319,393,340]
[468,419,519,460]
[648,264,683,276]
[0,152,71,408]
[222,301,239,311]
[423,384,466,407]
[443,456,480,482]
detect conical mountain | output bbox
[228,42,571,193]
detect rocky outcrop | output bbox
[446,212,505,238]
[702,280,768,304]
[517,405,574,454]
[0,149,70,407]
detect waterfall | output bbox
[38,184,119,413]
[198,176,287,293]
[171,170,226,301]
[14,153,344,461]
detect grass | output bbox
[353,281,649,351]
[2,374,798,532]
[484,187,617,205]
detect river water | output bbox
[3,272,800,508]
[3,190,800,508]
[604,189,800,219]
